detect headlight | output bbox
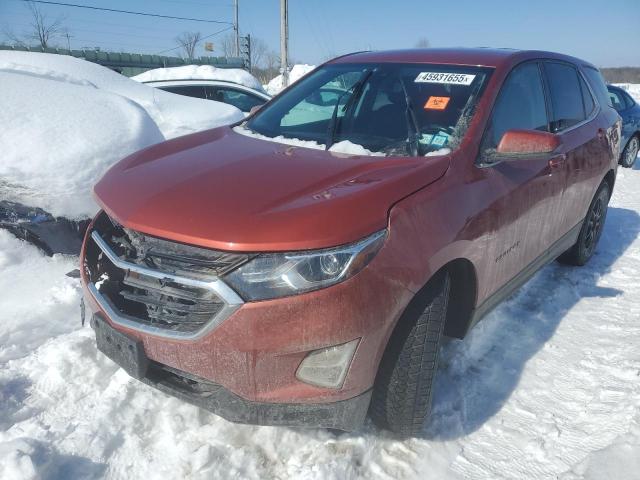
[224,230,386,301]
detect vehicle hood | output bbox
[94,127,450,251]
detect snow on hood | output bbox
[132,65,266,93]
[0,51,245,219]
[265,64,316,95]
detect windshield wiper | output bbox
[326,69,374,150]
[399,76,421,156]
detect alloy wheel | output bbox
[584,197,604,255]
[624,137,639,167]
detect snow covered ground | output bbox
[1,162,639,479]
[0,52,244,219]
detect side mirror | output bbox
[497,129,560,155]
[249,105,263,115]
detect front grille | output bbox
[84,212,244,335]
[99,216,252,280]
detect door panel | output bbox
[474,61,564,297]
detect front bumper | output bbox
[143,351,372,430]
[90,313,371,430]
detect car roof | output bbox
[329,48,596,69]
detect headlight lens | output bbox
[224,230,386,301]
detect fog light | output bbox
[296,339,359,389]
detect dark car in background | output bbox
[607,85,640,167]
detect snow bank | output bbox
[0,52,244,218]
[0,51,244,139]
[0,71,163,218]
[132,65,266,93]
[265,64,316,95]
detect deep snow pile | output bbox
[1,166,640,479]
[132,65,266,93]
[0,52,244,219]
[265,64,316,95]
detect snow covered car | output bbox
[607,84,640,168]
[81,48,620,436]
[132,66,270,114]
[144,79,270,114]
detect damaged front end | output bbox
[83,212,247,338]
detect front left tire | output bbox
[369,272,450,437]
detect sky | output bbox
[1,0,639,67]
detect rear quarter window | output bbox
[583,67,613,109]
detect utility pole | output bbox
[64,31,72,51]
[234,0,240,57]
[280,0,289,88]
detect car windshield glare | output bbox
[245,63,492,156]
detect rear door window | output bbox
[482,62,548,151]
[211,87,266,112]
[622,91,636,108]
[543,62,586,132]
[608,89,627,112]
[159,85,208,100]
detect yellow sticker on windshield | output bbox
[424,96,450,110]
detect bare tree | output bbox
[415,37,430,48]
[26,1,64,49]
[248,37,269,70]
[2,27,26,47]
[251,49,281,83]
[175,31,202,60]
[264,50,280,71]
[219,33,236,57]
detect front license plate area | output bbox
[94,316,149,379]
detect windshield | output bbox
[245,63,492,156]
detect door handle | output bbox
[548,154,566,169]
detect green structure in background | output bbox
[0,44,246,77]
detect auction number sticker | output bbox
[415,72,476,85]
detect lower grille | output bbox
[84,212,243,337]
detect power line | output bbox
[17,0,233,25]
[153,25,234,55]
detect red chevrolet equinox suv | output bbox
[81,49,620,436]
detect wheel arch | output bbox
[384,257,479,345]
